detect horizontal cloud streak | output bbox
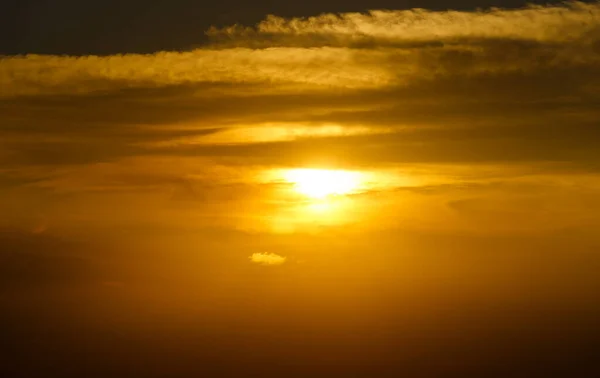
[0,48,391,97]
[209,2,600,44]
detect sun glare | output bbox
[283,169,362,199]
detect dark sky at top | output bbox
[1,0,569,55]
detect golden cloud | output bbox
[249,252,287,266]
[209,2,600,44]
[1,2,599,98]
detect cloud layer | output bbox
[1,2,600,235]
[2,2,600,96]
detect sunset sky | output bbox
[1,1,600,377]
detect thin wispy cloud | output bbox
[210,2,600,43]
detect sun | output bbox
[283,169,362,199]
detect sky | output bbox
[1,1,600,377]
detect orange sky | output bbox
[1,3,600,377]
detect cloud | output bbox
[249,252,287,266]
[1,2,600,234]
[209,2,600,46]
[1,3,599,98]
[0,48,389,98]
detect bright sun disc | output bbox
[283,169,361,198]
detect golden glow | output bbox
[283,169,362,199]
[251,167,426,232]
